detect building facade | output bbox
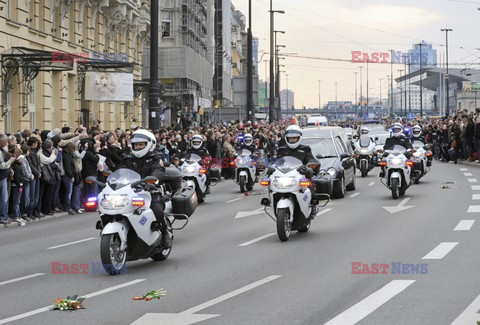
[0,0,150,132]
[280,89,294,111]
[408,41,437,72]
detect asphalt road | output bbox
[1,161,480,325]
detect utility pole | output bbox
[286,73,289,117]
[264,59,268,109]
[148,0,160,131]
[335,82,338,120]
[441,29,452,118]
[416,42,424,118]
[398,69,404,116]
[389,49,394,118]
[402,54,408,117]
[246,0,254,122]
[354,73,358,118]
[318,80,321,110]
[366,60,369,118]
[359,66,363,118]
[379,78,382,111]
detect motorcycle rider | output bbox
[120,129,173,249]
[379,122,413,178]
[184,134,212,193]
[276,125,319,217]
[238,133,256,152]
[410,125,427,145]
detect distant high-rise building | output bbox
[408,41,437,72]
[280,89,294,111]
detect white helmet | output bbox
[412,125,422,138]
[360,126,369,135]
[130,129,156,158]
[191,134,203,150]
[391,123,403,137]
[244,133,253,146]
[285,125,302,149]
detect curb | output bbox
[458,160,480,169]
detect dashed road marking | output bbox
[349,193,360,198]
[464,173,473,177]
[467,205,480,213]
[454,220,475,231]
[422,242,458,260]
[368,182,375,186]
[468,178,478,183]
[238,233,276,246]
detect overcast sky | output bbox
[231,0,480,108]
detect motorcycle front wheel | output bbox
[276,208,291,241]
[391,178,399,199]
[239,176,246,193]
[151,247,171,261]
[100,233,126,275]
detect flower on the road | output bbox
[132,289,167,301]
[52,295,86,311]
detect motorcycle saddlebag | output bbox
[164,166,183,193]
[210,164,221,180]
[172,186,198,217]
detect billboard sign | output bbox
[85,72,133,102]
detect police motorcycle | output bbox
[259,157,329,242]
[233,149,257,193]
[86,167,195,275]
[378,145,415,199]
[410,140,431,184]
[180,153,209,203]
[353,128,377,177]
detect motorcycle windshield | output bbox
[359,135,371,147]
[184,153,202,164]
[412,140,424,149]
[387,145,407,155]
[237,149,252,157]
[106,168,142,189]
[274,156,303,174]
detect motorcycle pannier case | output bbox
[172,186,198,217]
[164,166,183,193]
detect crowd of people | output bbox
[1,109,478,227]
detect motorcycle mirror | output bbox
[85,176,95,184]
[144,176,158,184]
[340,153,349,160]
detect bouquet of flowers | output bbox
[52,295,86,311]
[133,289,167,301]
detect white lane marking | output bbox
[47,237,97,250]
[0,273,44,287]
[451,294,480,325]
[226,197,243,203]
[324,280,415,325]
[238,233,276,246]
[467,205,480,213]
[472,194,480,200]
[472,185,480,190]
[317,208,332,217]
[368,182,375,186]
[422,242,458,260]
[464,173,473,177]
[468,178,479,183]
[179,275,282,315]
[460,168,468,171]
[349,193,360,198]
[0,279,145,324]
[454,220,475,231]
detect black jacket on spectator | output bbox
[27,148,41,179]
[62,152,75,179]
[81,147,99,179]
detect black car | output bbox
[301,127,356,198]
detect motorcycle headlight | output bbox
[413,152,421,158]
[273,176,296,189]
[389,157,404,167]
[359,148,369,154]
[101,194,129,210]
[182,166,196,174]
[327,168,336,176]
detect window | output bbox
[161,11,172,38]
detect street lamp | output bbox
[354,73,358,117]
[359,66,363,118]
[335,82,338,120]
[398,69,404,116]
[275,47,286,120]
[246,0,254,122]
[389,49,394,118]
[318,80,321,110]
[269,2,285,122]
[379,78,383,111]
[415,42,425,117]
[285,73,289,116]
[441,28,452,117]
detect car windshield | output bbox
[106,168,141,189]
[274,156,303,174]
[184,153,202,163]
[237,149,252,156]
[302,138,337,158]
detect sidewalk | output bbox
[458,160,480,169]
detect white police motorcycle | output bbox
[260,156,329,241]
[181,153,209,203]
[411,140,431,184]
[379,145,414,199]
[87,169,191,275]
[233,149,257,193]
[353,134,377,177]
